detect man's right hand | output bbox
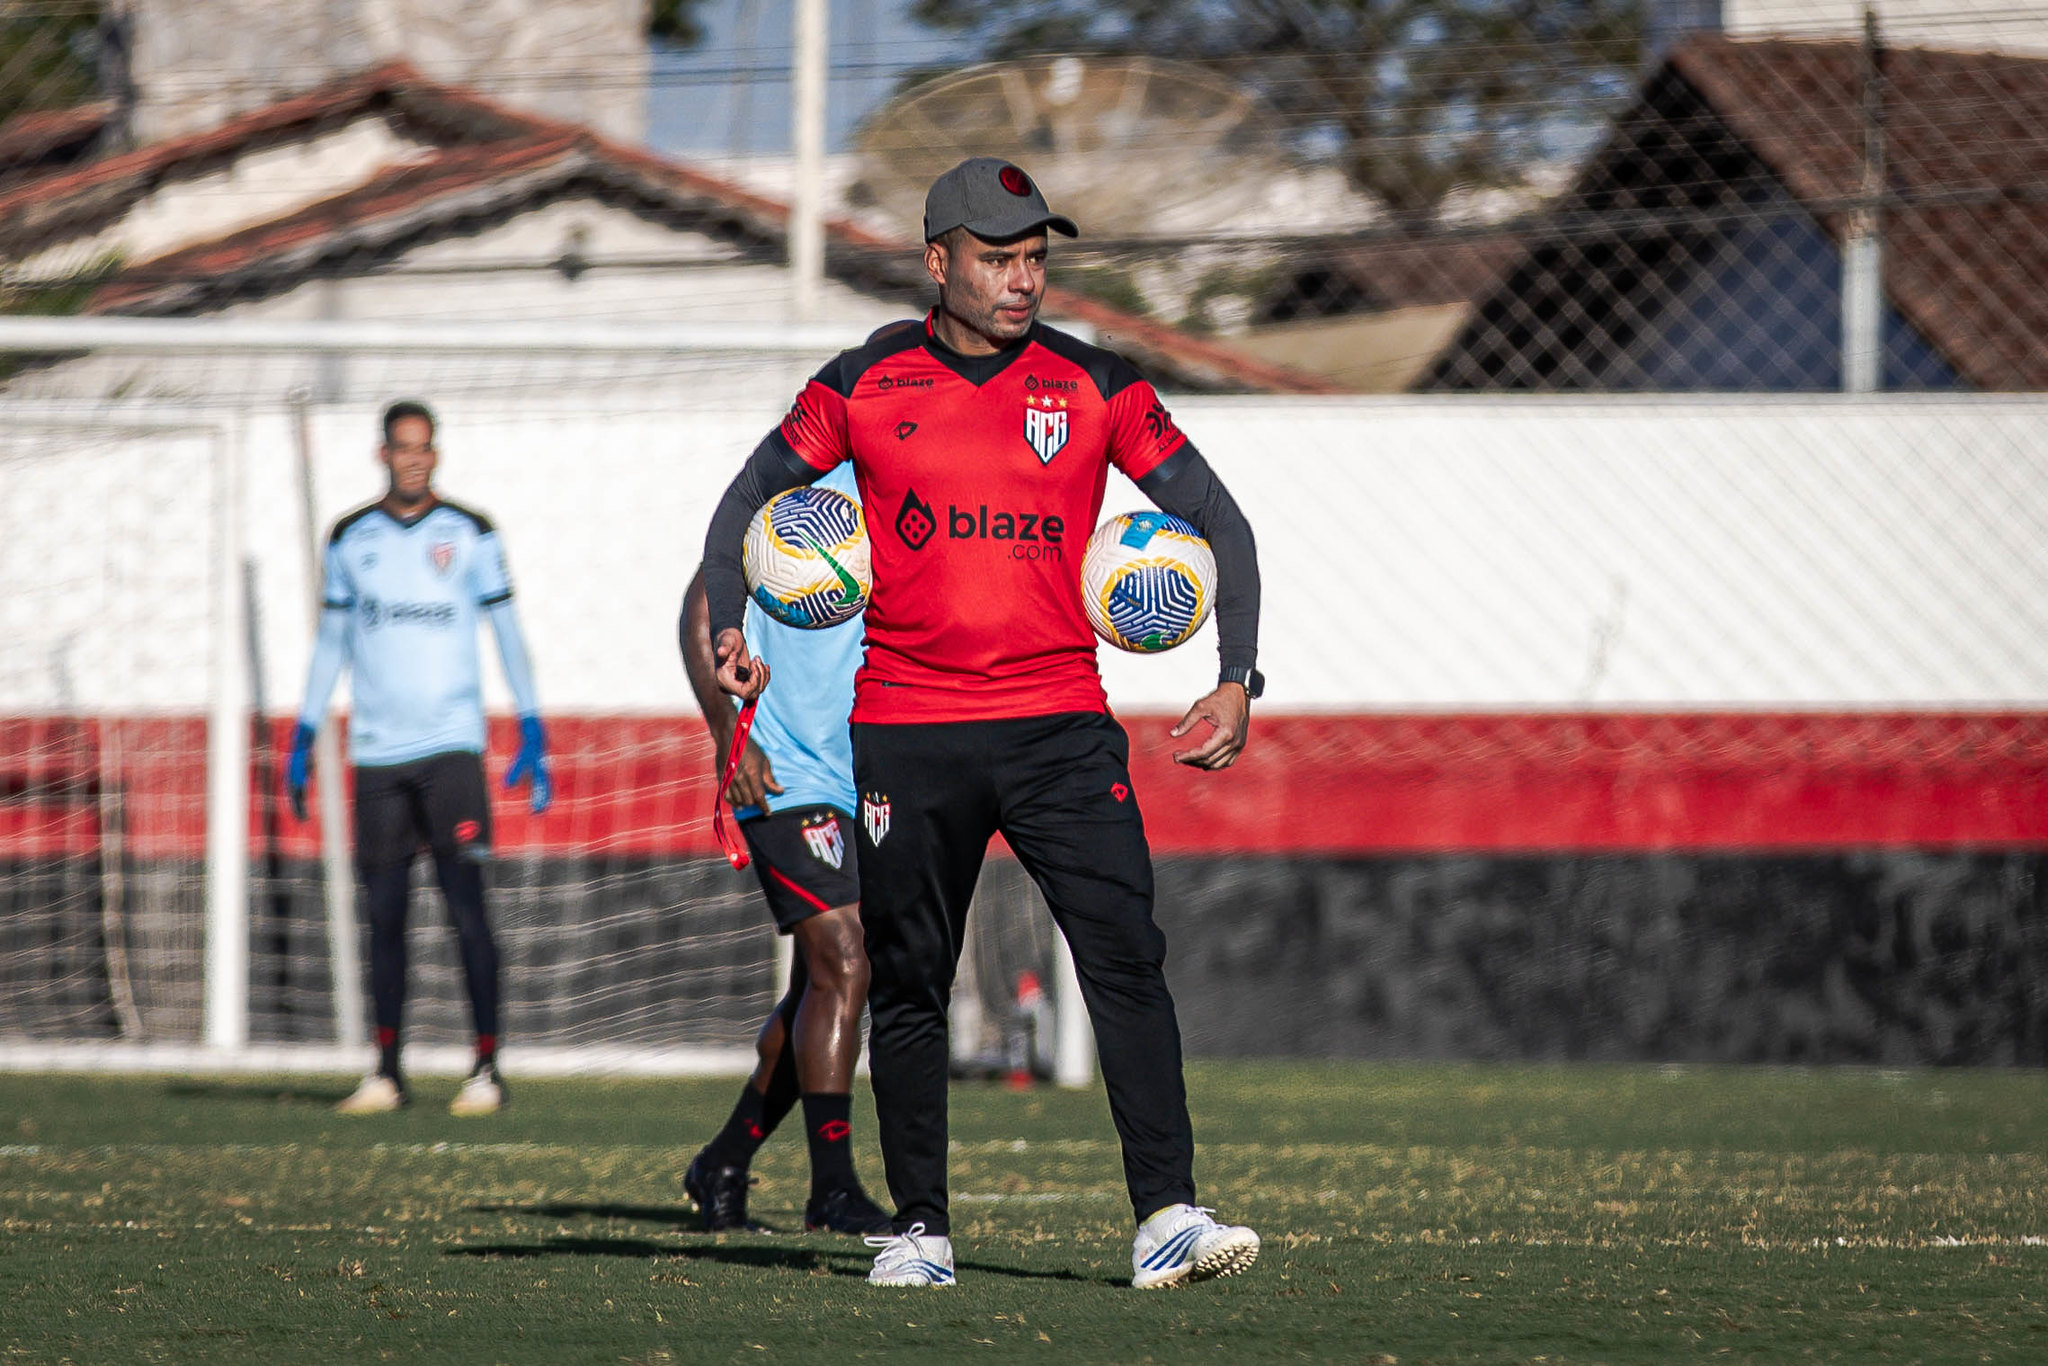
[714,627,770,701]
[712,730,785,812]
[286,722,316,822]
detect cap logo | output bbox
[999,165,1032,196]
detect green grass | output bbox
[3,1062,2046,1363]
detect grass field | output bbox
[3,1061,2045,1363]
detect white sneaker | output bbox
[864,1223,957,1287]
[1131,1204,1260,1289]
[335,1072,408,1114]
[448,1064,505,1116]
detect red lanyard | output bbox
[712,698,760,870]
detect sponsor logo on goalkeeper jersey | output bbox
[802,814,846,870]
[862,794,891,846]
[360,598,458,629]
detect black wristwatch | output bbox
[1219,666,1264,700]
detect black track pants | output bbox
[852,711,1196,1234]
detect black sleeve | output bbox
[1135,443,1260,677]
[702,430,827,640]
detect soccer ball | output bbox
[1079,511,1216,653]
[743,485,872,629]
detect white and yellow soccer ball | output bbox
[1080,511,1216,653]
[742,485,872,629]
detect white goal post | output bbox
[0,317,1094,1085]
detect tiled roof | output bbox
[1428,35,2048,391]
[85,133,784,312]
[1671,35,2048,389]
[0,101,115,189]
[0,62,537,257]
[69,75,1338,394]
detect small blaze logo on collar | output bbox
[862,793,891,846]
[430,541,456,575]
[802,814,846,870]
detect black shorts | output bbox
[353,750,492,872]
[740,804,860,932]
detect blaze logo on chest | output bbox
[1024,401,1069,464]
[895,488,937,549]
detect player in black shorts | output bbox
[677,546,890,1235]
[290,401,552,1117]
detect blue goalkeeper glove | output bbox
[505,713,552,814]
[286,722,316,823]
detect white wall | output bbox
[8,394,2044,716]
[1723,0,2048,51]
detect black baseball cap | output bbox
[923,157,1079,243]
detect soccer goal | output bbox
[0,318,1093,1083]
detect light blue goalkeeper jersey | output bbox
[737,461,863,819]
[296,499,540,767]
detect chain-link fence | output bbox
[3,3,2048,1066]
[5,5,2047,396]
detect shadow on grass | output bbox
[161,1081,356,1107]
[447,1232,1090,1282]
[472,1201,704,1227]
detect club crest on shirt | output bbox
[862,793,891,846]
[802,813,846,869]
[430,541,455,575]
[1023,399,1068,465]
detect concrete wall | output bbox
[121,0,650,143]
[9,394,2046,716]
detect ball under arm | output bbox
[702,430,828,640]
[1135,444,1261,674]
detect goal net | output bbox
[8,320,2046,1075]
[0,321,1087,1079]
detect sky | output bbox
[645,0,979,157]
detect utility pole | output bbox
[1841,4,1885,393]
[790,0,828,321]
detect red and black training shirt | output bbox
[775,315,1187,724]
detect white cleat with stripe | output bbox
[1131,1205,1260,1290]
[865,1222,957,1287]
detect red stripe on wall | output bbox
[5,712,2047,858]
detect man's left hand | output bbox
[1170,683,1250,770]
[506,714,553,814]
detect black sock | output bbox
[377,1027,401,1081]
[802,1093,856,1197]
[760,1031,801,1135]
[702,1086,774,1169]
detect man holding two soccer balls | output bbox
[702,157,1264,1290]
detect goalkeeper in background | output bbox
[288,399,551,1117]
[675,459,891,1235]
